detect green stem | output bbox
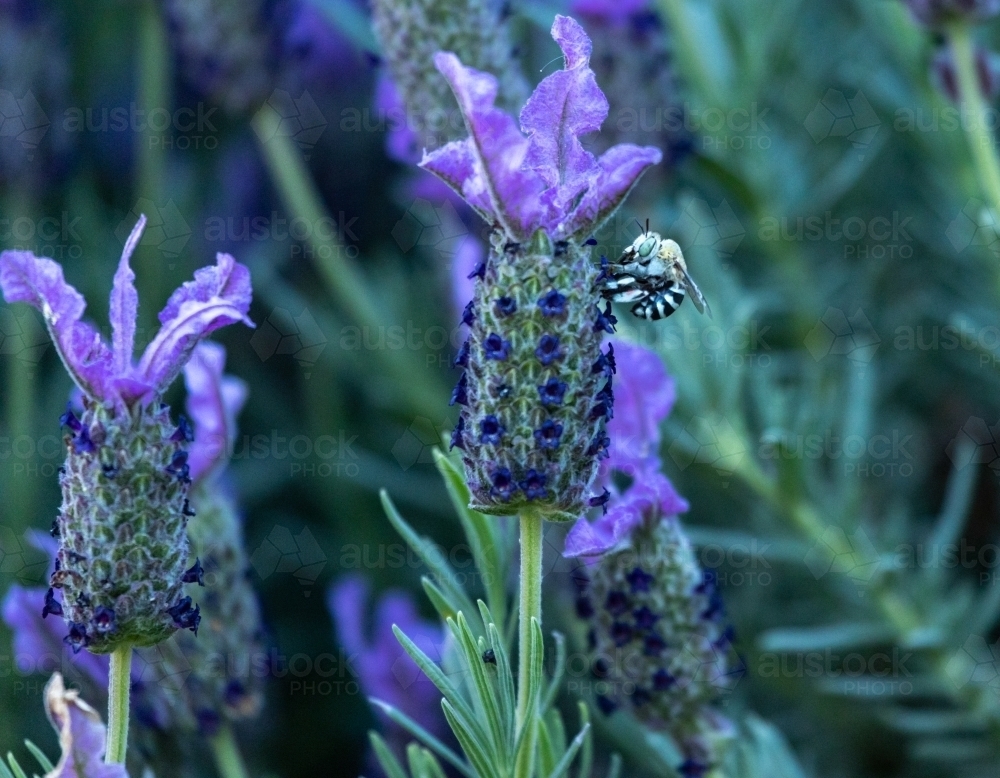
[251,114,442,417]
[514,510,543,778]
[105,646,133,764]
[948,22,1000,219]
[516,509,543,720]
[210,724,251,778]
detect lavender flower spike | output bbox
[0,218,254,654]
[44,673,128,778]
[0,215,254,409]
[427,16,660,519]
[421,15,662,242]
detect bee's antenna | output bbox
[634,218,644,235]
[645,218,650,235]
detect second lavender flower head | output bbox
[0,216,254,654]
[422,15,662,520]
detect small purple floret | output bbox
[182,559,205,585]
[479,415,505,445]
[538,290,567,317]
[538,378,568,407]
[535,334,563,365]
[520,469,548,500]
[483,333,511,360]
[41,588,62,618]
[92,606,116,634]
[490,467,517,501]
[534,419,564,450]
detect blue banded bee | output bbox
[598,229,711,320]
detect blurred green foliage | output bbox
[2,0,1000,776]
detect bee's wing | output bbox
[679,268,712,318]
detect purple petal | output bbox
[521,16,607,194]
[136,253,254,397]
[563,470,688,557]
[184,342,248,482]
[421,53,546,239]
[44,673,128,778]
[0,251,112,400]
[605,340,675,474]
[110,215,145,375]
[565,143,662,238]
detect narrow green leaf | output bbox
[451,612,507,763]
[546,709,567,757]
[485,620,516,748]
[391,625,489,747]
[370,732,409,778]
[434,449,508,632]
[422,577,461,624]
[420,749,449,778]
[576,703,592,778]
[370,699,475,778]
[407,742,427,778]
[5,756,26,778]
[543,632,566,710]
[545,724,590,778]
[442,700,503,778]
[382,491,478,621]
[537,717,558,777]
[513,620,545,777]
[21,743,52,774]
[606,753,622,778]
[929,439,978,551]
[0,757,16,778]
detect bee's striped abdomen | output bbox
[630,283,685,320]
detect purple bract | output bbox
[420,15,661,241]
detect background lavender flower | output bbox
[570,0,692,167]
[136,342,265,736]
[371,0,528,152]
[329,575,448,761]
[163,0,282,115]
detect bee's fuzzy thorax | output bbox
[452,231,613,520]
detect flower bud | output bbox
[53,399,198,654]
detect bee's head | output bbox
[635,235,659,260]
